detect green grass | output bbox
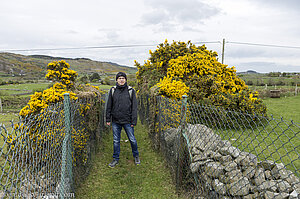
[75,120,184,199]
[0,112,20,185]
[0,112,20,129]
[214,95,300,174]
[263,95,300,123]
[0,83,50,91]
[217,122,299,173]
[0,83,50,96]
[90,84,113,91]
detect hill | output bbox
[237,70,260,75]
[0,52,137,79]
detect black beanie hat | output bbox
[116,72,127,81]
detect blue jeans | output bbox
[112,122,139,160]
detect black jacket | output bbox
[106,84,138,125]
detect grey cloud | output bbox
[105,31,120,41]
[97,28,120,32]
[253,0,300,11]
[140,0,219,28]
[66,30,79,34]
[181,25,202,32]
[141,10,170,25]
[226,47,265,58]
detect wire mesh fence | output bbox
[0,93,107,198]
[138,94,300,198]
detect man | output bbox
[106,72,140,168]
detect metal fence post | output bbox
[60,93,72,199]
[158,96,162,134]
[176,95,188,191]
[180,95,188,128]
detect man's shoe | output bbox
[134,156,141,165]
[108,159,119,168]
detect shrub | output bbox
[135,40,266,116]
[9,60,103,170]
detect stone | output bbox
[253,168,266,186]
[227,177,250,196]
[258,160,276,170]
[212,179,227,195]
[186,124,224,151]
[190,159,214,173]
[223,161,238,172]
[164,128,180,146]
[215,155,232,163]
[271,163,289,180]
[289,190,299,199]
[283,170,300,187]
[237,152,258,167]
[265,170,273,180]
[243,167,256,179]
[243,193,258,199]
[205,162,224,178]
[234,154,251,167]
[243,194,252,199]
[247,153,258,167]
[191,147,202,156]
[276,180,292,193]
[292,183,300,195]
[253,180,277,192]
[193,152,209,162]
[210,151,223,160]
[204,150,214,156]
[225,170,244,184]
[190,162,202,173]
[222,140,232,147]
[219,146,240,158]
[264,191,289,199]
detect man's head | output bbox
[116,72,127,86]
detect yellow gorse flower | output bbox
[135,40,266,115]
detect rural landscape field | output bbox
[0,50,299,198]
[0,54,298,125]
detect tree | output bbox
[79,75,88,84]
[89,72,101,82]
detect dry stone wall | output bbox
[163,124,300,199]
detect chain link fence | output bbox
[0,93,107,198]
[138,94,300,198]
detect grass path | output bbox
[75,120,182,199]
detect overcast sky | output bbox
[0,0,300,73]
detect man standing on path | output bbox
[106,72,140,168]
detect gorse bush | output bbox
[45,60,78,88]
[157,77,189,99]
[20,60,78,117]
[135,40,266,115]
[8,60,103,169]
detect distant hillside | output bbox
[0,52,137,79]
[237,70,260,75]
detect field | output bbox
[264,95,300,122]
[0,82,50,94]
[214,94,300,173]
[238,73,299,86]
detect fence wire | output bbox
[138,94,300,199]
[0,94,106,198]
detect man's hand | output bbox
[131,124,134,127]
[106,122,111,126]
